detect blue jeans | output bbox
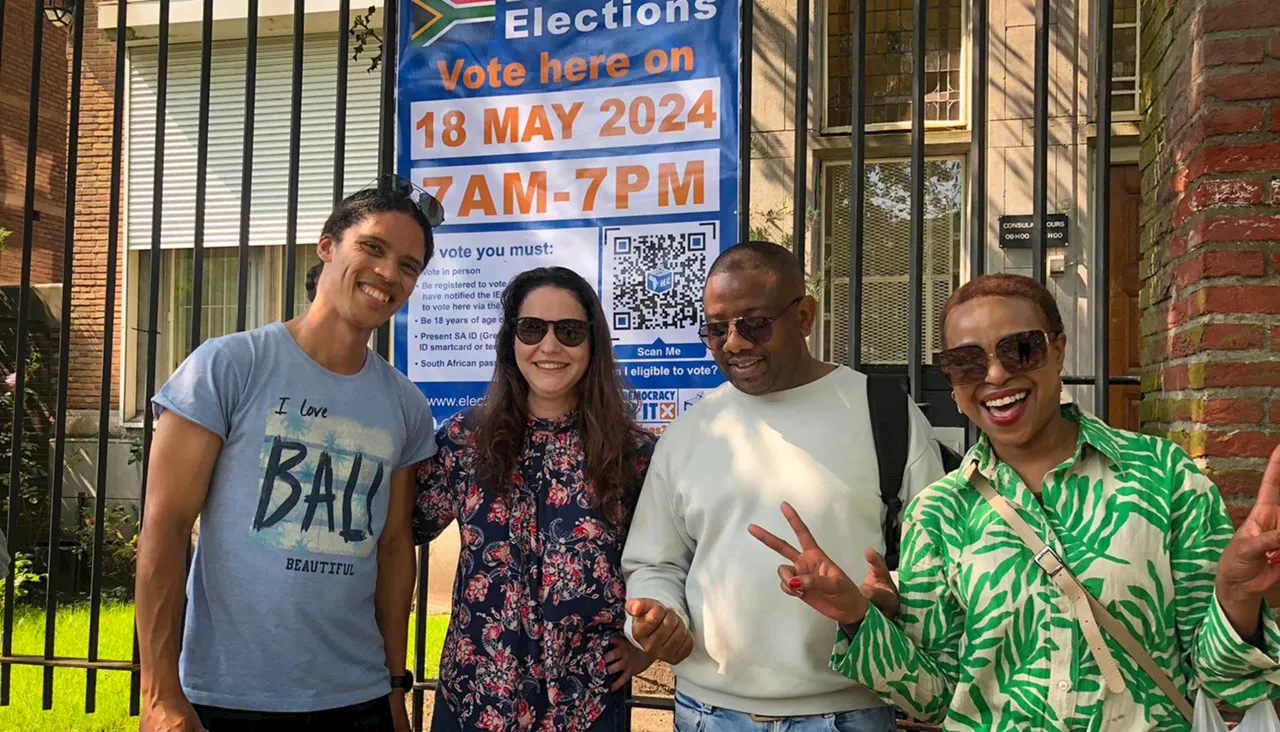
[673,691,897,732]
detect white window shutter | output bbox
[127,34,382,251]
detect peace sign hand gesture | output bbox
[748,502,869,626]
[1216,445,1280,638]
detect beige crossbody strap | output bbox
[966,465,1195,723]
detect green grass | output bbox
[0,603,449,732]
[0,603,136,732]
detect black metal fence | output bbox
[0,0,1134,729]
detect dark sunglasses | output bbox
[698,297,803,351]
[361,174,446,228]
[513,317,591,348]
[938,329,1059,387]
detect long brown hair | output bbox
[471,267,646,525]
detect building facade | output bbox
[0,0,70,288]
[0,0,1270,515]
[749,0,1277,510]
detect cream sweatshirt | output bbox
[621,366,945,717]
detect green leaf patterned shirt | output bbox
[831,405,1280,731]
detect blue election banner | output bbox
[392,0,740,434]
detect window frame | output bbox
[124,247,270,423]
[1107,0,1142,121]
[820,0,971,134]
[815,155,969,367]
[122,245,325,423]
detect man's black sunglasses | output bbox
[362,174,446,229]
[698,297,803,350]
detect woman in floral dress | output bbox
[752,273,1280,730]
[414,267,656,732]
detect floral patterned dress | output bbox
[413,410,656,732]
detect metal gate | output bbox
[0,0,1135,728]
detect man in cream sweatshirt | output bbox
[621,241,945,731]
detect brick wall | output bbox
[0,0,69,288]
[68,0,126,412]
[1139,0,1280,522]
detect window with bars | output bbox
[826,0,965,129]
[1110,0,1140,114]
[131,246,322,418]
[820,160,963,365]
[125,33,378,419]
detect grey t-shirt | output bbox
[152,322,435,712]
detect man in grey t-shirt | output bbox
[137,180,442,732]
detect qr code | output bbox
[603,222,717,341]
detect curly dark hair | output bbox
[305,185,437,302]
[938,273,1065,346]
[471,267,647,526]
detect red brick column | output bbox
[1140,0,1280,522]
[68,0,126,412]
[0,0,69,286]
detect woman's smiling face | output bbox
[944,295,1066,450]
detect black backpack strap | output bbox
[939,443,964,473]
[866,373,910,571]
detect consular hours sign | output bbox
[392,0,742,432]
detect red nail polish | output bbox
[789,578,802,589]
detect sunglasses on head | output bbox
[698,297,803,351]
[361,174,446,229]
[938,329,1059,387]
[514,317,591,348]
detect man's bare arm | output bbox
[376,467,418,729]
[135,410,219,727]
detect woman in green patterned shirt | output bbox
[750,273,1280,731]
